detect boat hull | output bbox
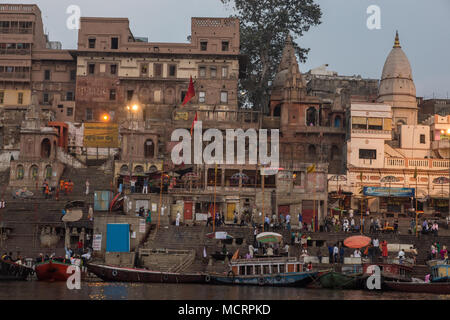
[318,271,364,290]
[35,261,71,282]
[0,259,34,281]
[211,271,318,287]
[87,263,207,284]
[384,281,450,294]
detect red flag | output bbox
[182,76,195,106]
[190,112,198,136]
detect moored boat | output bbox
[86,263,207,284]
[363,261,413,282]
[0,259,34,281]
[384,281,450,294]
[211,257,319,287]
[35,258,72,282]
[431,263,450,282]
[318,271,365,290]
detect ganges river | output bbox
[1,281,449,300]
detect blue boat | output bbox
[431,263,450,282]
[211,257,318,287]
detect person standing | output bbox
[143,178,149,194]
[339,246,345,264]
[372,237,380,258]
[88,205,94,221]
[146,209,152,224]
[176,211,181,227]
[333,244,339,264]
[130,179,136,193]
[328,244,334,264]
[85,179,90,196]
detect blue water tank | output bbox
[106,224,130,252]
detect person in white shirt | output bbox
[343,219,349,232]
[398,249,405,263]
[333,245,339,263]
[176,211,181,227]
[350,218,355,231]
[353,249,361,258]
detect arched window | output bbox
[134,165,144,174]
[17,165,24,180]
[45,165,52,179]
[144,139,155,158]
[306,107,317,126]
[30,165,38,181]
[120,165,129,173]
[334,116,342,128]
[41,138,51,159]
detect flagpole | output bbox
[415,167,418,237]
[262,169,265,223]
[313,171,316,233]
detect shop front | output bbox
[429,198,449,215]
[363,186,415,214]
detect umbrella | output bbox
[344,235,371,249]
[256,232,283,243]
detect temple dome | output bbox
[378,31,416,101]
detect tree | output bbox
[220,0,322,112]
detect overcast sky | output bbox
[13,0,450,99]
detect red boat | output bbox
[35,259,73,282]
[363,262,413,282]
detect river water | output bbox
[1,281,449,300]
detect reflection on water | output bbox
[0,281,449,300]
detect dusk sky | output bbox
[13,0,450,99]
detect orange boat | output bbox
[35,259,73,282]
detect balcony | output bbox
[0,28,33,34]
[0,72,30,82]
[0,48,31,55]
[299,126,346,134]
[384,157,450,170]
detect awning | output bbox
[352,117,366,125]
[368,118,383,126]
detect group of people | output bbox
[1,252,26,265]
[430,242,448,260]
[420,219,440,236]
[41,179,75,200]
[263,212,293,232]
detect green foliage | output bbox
[221,0,322,111]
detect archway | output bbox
[306,107,317,126]
[144,139,155,158]
[273,104,281,117]
[45,165,52,180]
[41,138,51,159]
[17,165,24,180]
[308,145,316,159]
[330,145,340,161]
[30,165,38,181]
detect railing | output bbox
[169,250,196,273]
[351,129,392,135]
[0,72,29,79]
[0,4,35,12]
[0,49,31,55]
[385,157,450,169]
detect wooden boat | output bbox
[0,259,34,281]
[384,281,450,294]
[211,257,319,287]
[318,271,365,290]
[431,264,450,282]
[363,261,413,282]
[86,263,207,284]
[35,259,73,282]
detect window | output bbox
[67,107,73,116]
[44,70,51,80]
[420,134,426,144]
[168,65,176,77]
[199,91,206,103]
[70,70,76,80]
[181,91,187,103]
[43,93,49,104]
[306,107,317,126]
[293,172,302,187]
[141,64,148,75]
[199,66,206,78]
[18,92,23,104]
[66,92,74,101]
[222,41,229,51]
[127,90,134,101]
[368,118,383,130]
[86,108,93,121]
[109,89,116,101]
[220,91,228,103]
[0,91,4,104]
[154,64,162,77]
[200,41,208,51]
[359,149,376,160]
[210,67,217,78]
[110,64,117,75]
[222,66,228,78]
[111,37,119,50]
[352,117,367,130]
[88,64,95,75]
[88,38,96,49]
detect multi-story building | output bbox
[419,99,450,122]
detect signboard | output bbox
[93,234,102,251]
[363,187,415,198]
[139,219,146,233]
[84,123,119,148]
[196,213,207,221]
[175,112,189,121]
[135,200,149,213]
